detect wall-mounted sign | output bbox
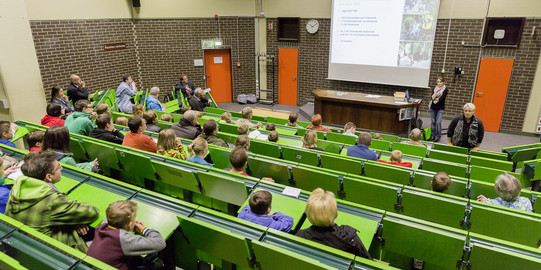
[194,59,204,66]
[104,43,126,51]
[201,40,214,49]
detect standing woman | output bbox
[51,86,74,116]
[447,103,484,151]
[116,75,137,113]
[429,77,448,141]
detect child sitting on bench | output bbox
[87,200,166,269]
[238,190,293,232]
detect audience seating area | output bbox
[3,95,541,269]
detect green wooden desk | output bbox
[67,184,128,227]
[55,176,81,194]
[132,201,180,240]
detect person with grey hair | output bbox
[67,74,90,104]
[447,103,484,150]
[477,172,532,212]
[346,132,377,161]
[171,110,202,139]
[188,87,210,112]
[145,86,164,112]
[403,128,426,147]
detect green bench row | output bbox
[16,120,541,246]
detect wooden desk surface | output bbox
[313,89,421,109]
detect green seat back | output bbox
[165,99,179,114]
[468,238,541,269]
[364,162,412,185]
[470,149,508,161]
[427,149,468,164]
[470,156,513,171]
[431,143,469,154]
[152,161,201,194]
[421,159,467,178]
[2,226,80,269]
[274,127,297,136]
[176,216,253,268]
[401,186,468,229]
[291,166,340,195]
[282,147,320,167]
[266,116,289,125]
[380,134,400,142]
[320,154,362,175]
[249,140,281,159]
[81,140,121,170]
[317,140,341,154]
[326,132,357,145]
[69,138,88,162]
[391,143,427,158]
[206,107,224,115]
[412,170,467,197]
[381,214,467,269]
[207,146,232,169]
[218,122,239,135]
[470,166,525,187]
[370,139,391,151]
[252,241,337,270]
[533,191,541,213]
[11,126,29,143]
[342,176,400,212]
[469,200,541,247]
[230,111,242,118]
[115,149,157,181]
[247,156,292,185]
[0,252,27,270]
[197,171,248,205]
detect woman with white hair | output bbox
[447,103,484,150]
[296,188,371,259]
[477,172,532,212]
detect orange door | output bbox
[204,49,232,103]
[473,58,514,132]
[278,48,298,106]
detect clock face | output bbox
[306,19,319,34]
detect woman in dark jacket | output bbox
[296,188,371,259]
[429,77,448,141]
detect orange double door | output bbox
[473,58,514,132]
[204,49,232,103]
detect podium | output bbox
[312,89,422,134]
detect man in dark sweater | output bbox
[172,110,202,140]
[67,74,90,104]
[188,88,210,112]
[89,114,124,144]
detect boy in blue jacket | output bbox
[238,190,293,232]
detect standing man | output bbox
[175,74,195,100]
[67,74,89,104]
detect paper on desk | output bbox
[248,130,261,139]
[365,95,381,98]
[282,186,301,198]
[257,134,268,141]
[7,160,24,181]
[394,101,408,104]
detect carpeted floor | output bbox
[216,102,540,152]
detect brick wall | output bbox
[30,19,138,101]
[133,18,256,100]
[266,18,541,132]
[30,17,540,131]
[30,18,255,103]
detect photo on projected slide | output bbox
[398,42,432,68]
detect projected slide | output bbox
[328,0,440,87]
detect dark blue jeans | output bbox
[430,109,444,140]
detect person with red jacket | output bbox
[41,103,65,127]
[379,150,413,168]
